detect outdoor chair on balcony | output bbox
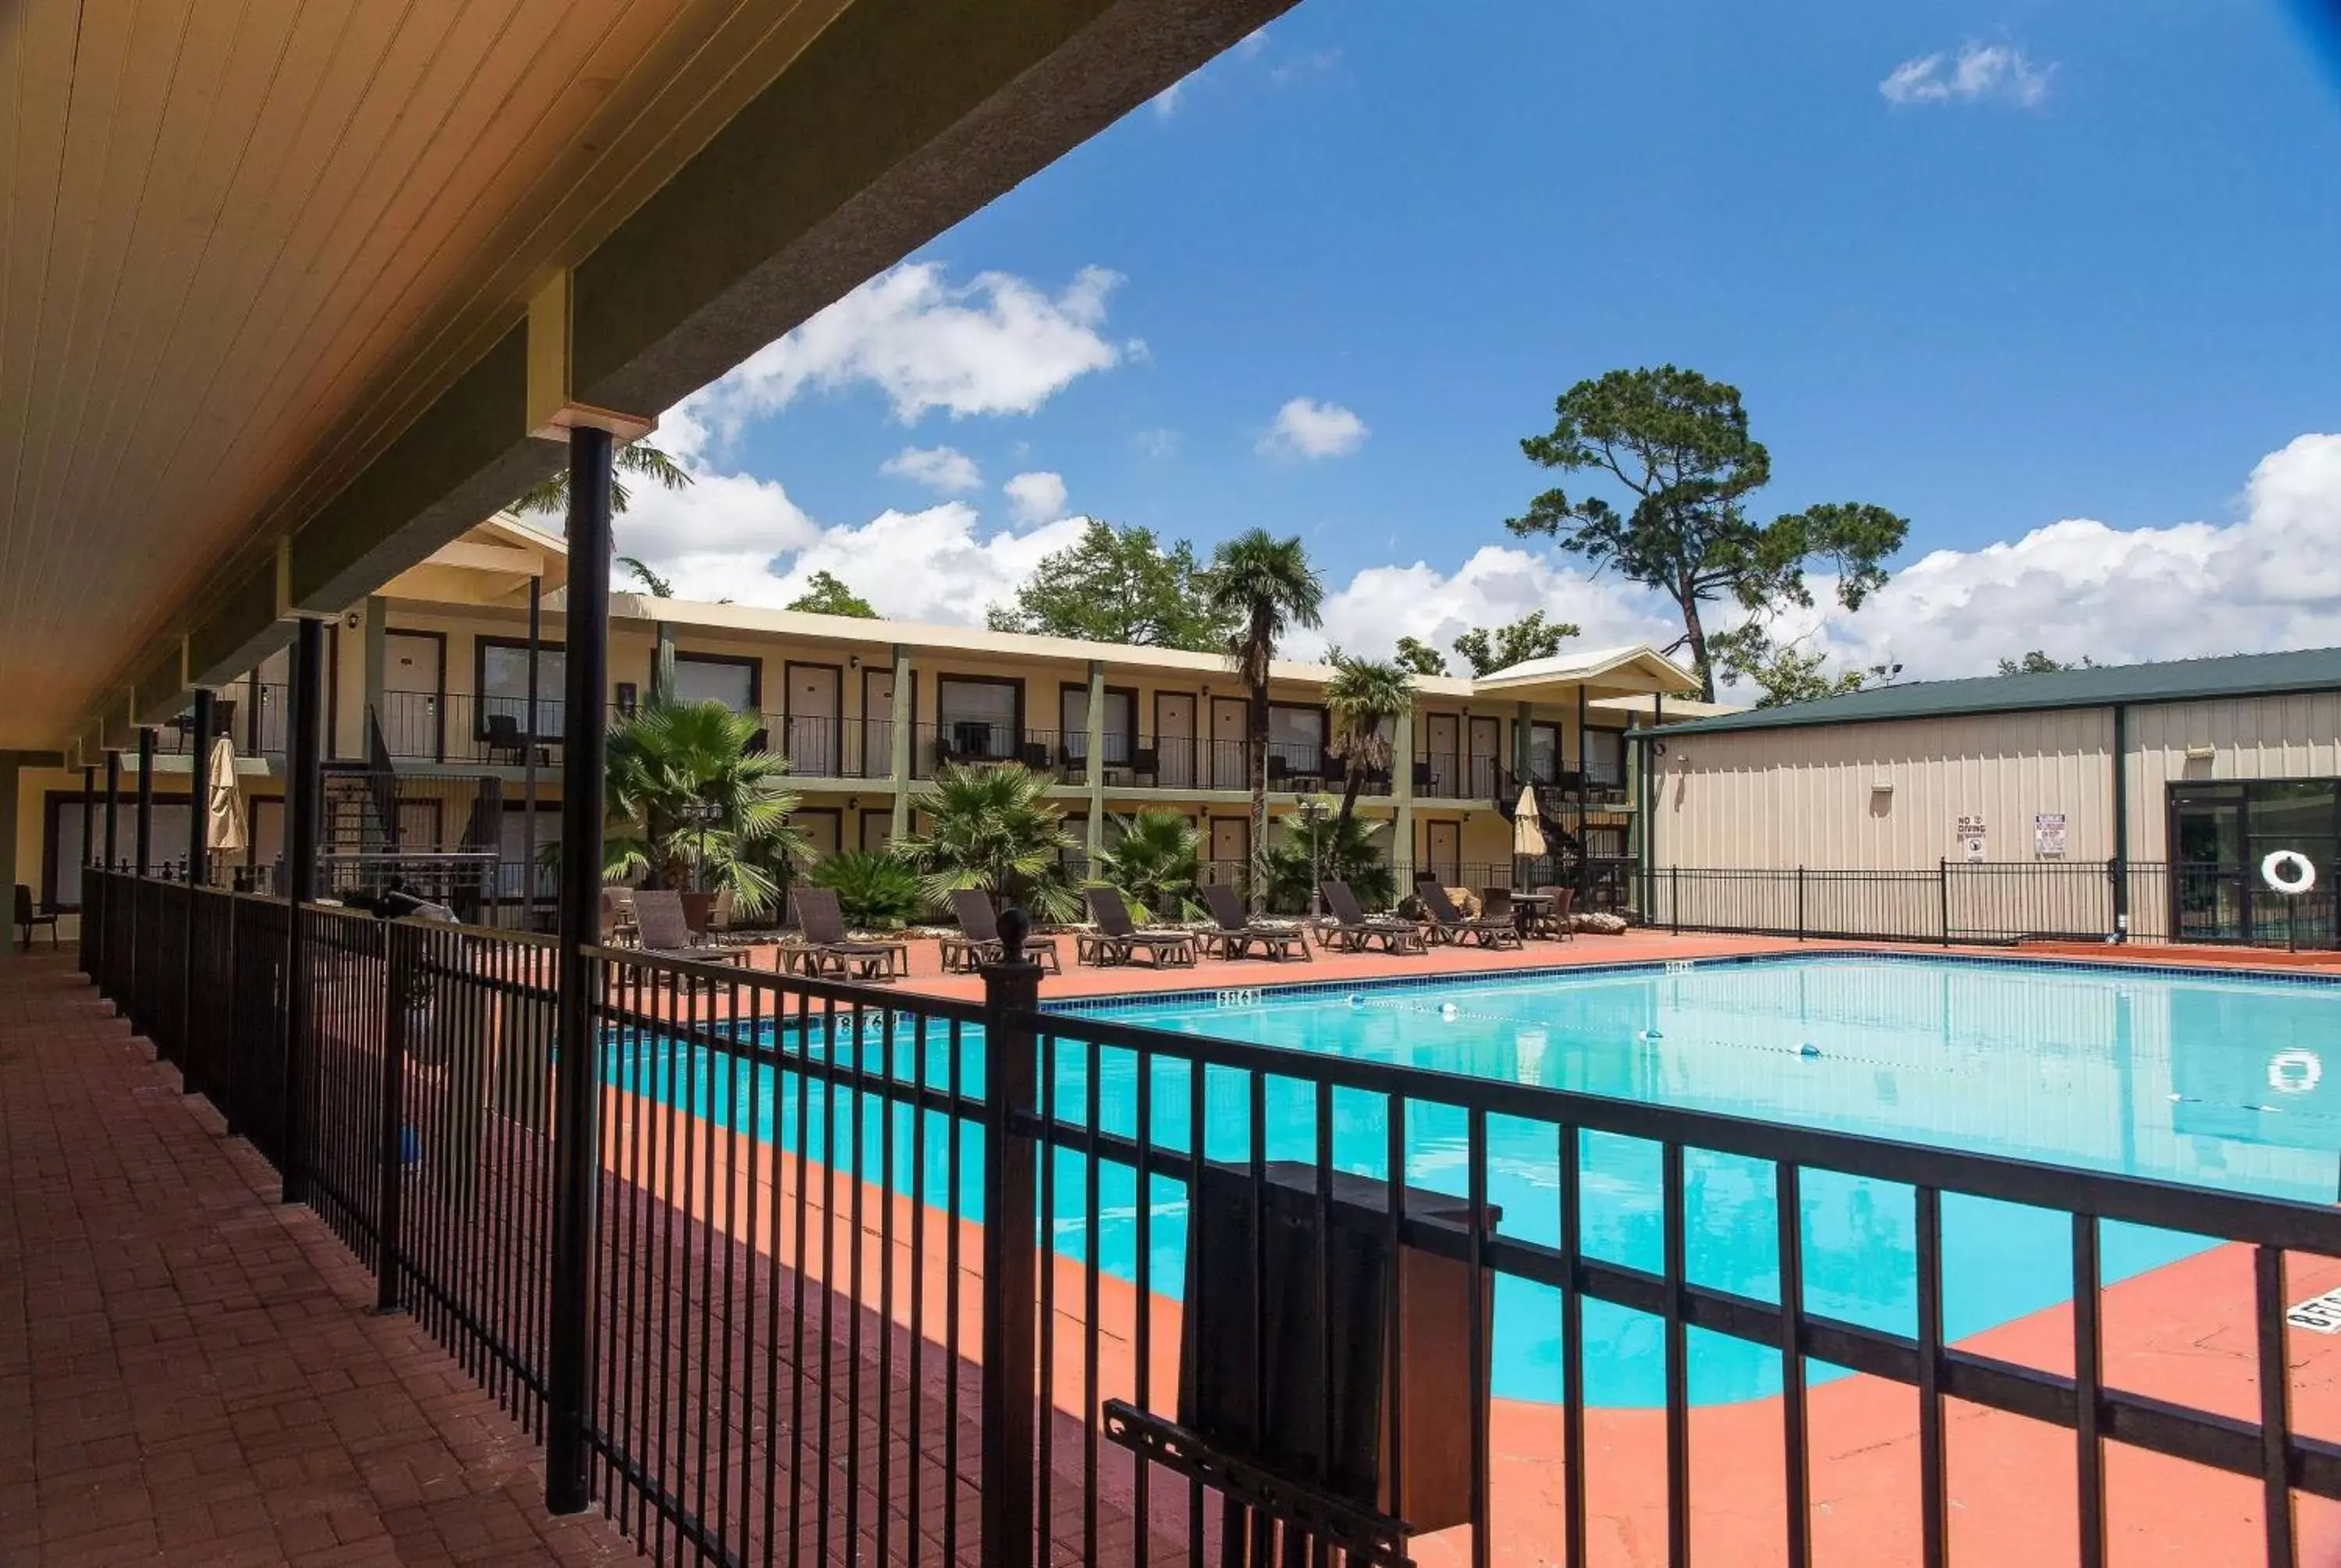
[938,889,1062,974]
[1077,886,1198,968]
[1419,885,1524,949]
[1316,881,1426,955]
[482,713,549,768]
[779,887,907,982]
[14,885,59,951]
[1197,882,1310,962]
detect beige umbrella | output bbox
[207,733,247,858]
[1512,784,1547,857]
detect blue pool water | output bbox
[609,955,2341,1409]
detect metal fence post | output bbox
[1796,865,1806,942]
[1670,864,1680,935]
[1938,859,1952,947]
[980,913,1043,1568]
[375,920,410,1313]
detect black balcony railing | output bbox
[73,864,2341,1566]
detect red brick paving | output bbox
[0,952,630,1567]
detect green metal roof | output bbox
[1655,646,2341,737]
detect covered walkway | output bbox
[0,952,629,1566]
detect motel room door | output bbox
[1209,817,1249,882]
[784,664,842,777]
[1426,821,1462,885]
[384,632,443,761]
[1423,712,1460,797]
[1210,697,1249,791]
[1156,693,1197,788]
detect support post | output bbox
[363,596,389,772]
[1575,685,1591,899]
[979,934,1043,1568]
[1393,704,1416,887]
[135,727,156,875]
[889,644,913,840]
[189,693,214,885]
[282,616,325,1206]
[524,575,543,931]
[547,424,613,1517]
[652,620,675,702]
[105,751,119,870]
[1084,659,1106,864]
[78,763,97,970]
[1938,858,1952,947]
[375,920,410,1312]
[2108,704,2129,937]
[0,761,16,952]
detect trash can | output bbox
[1178,1159,1497,1535]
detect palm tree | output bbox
[514,438,694,517]
[1323,653,1415,829]
[1204,530,1324,911]
[1092,811,1203,920]
[617,555,674,597]
[1263,805,1394,914]
[894,763,1082,922]
[603,697,809,919]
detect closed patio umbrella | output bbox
[207,733,247,860]
[1512,784,1547,857]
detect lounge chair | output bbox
[1419,885,1523,949]
[631,889,753,986]
[1077,887,1198,968]
[1316,881,1426,955]
[780,887,907,981]
[939,889,1062,974]
[1198,883,1310,962]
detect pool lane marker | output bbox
[2286,1287,2341,1333]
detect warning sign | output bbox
[2034,813,2067,859]
[1957,814,1986,864]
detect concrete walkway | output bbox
[0,952,630,1567]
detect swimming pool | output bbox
[610,954,2341,1409]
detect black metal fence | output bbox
[74,867,2341,1565]
[1637,860,2332,948]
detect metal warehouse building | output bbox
[1639,647,2341,948]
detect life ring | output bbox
[2269,1049,2321,1095]
[2261,850,2318,896]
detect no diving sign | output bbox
[2286,1287,2341,1334]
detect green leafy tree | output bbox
[1996,649,2097,675]
[1450,610,1580,677]
[1263,806,1394,915]
[1092,811,1204,920]
[1507,365,1909,700]
[603,697,809,918]
[1204,530,1326,913]
[515,438,694,517]
[894,762,1083,922]
[1710,626,1889,708]
[986,519,1232,651]
[1393,636,1448,677]
[805,850,925,929]
[1323,654,1416,828]
[617,555,674,597]
[787,570,879,618]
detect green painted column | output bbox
[889,644,913,840]
[1085,659,1106,860]
[652,622,677,702]
[1392,704,1416,884]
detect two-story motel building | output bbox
[11,516,1715,932]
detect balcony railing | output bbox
[159,683,289,757]
[73,864,2341,1567]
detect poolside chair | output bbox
[1196,882,1311,962]
[1316,881,1427,955]
[1419,884,1523,949]
[939,889,1062,974]
[1528,885,1576,941]
[1480,887,1515,930]
[1078,886,1199,969]
[780,887,907,982]
[600,887,638,947]
[631,889,752,988]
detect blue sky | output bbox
[621,0,2341,686]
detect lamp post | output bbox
[1298,796,1328,919]
[678,799,723,892]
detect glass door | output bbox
[2172,790,2247,942]
[2169,781,2340,946]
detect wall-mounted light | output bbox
[344,612,361,630]
[2184,743,2215,761]
[1871,781,1895,794]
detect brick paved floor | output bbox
[0,952,631,1567]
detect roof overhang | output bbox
[1469,645,1702,702]
[8,0,1295,755]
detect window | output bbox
[1059,686,1137,763]
[936,677,1020,760]
[1266,704,1327,781]
[1583,727,1626,785]
[498,805,559,905]
[1526,722,1561,782]
[62,796,194,895]
[478,638,566,737]
[44,795,89,909]
[673,652,760,714]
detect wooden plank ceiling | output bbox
[0,0,850,750]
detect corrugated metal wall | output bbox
[1653,708,2116,869]
[2125,693,2341,853]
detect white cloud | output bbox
[882,445,982,493]
[1258,397,1369,460]
[1134,427,1181,460]
[766,506,1089,625]
[1789,434,2341,681]
[1881,43,2054,108]
[1003,470,1069,525]
[1302,545,1681,664]
[609,469,819,603]
[670,262,1124,450]
[1151,79,1190,119]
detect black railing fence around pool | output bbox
[76,864,2341,1565]
[1644,859,2341,950]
